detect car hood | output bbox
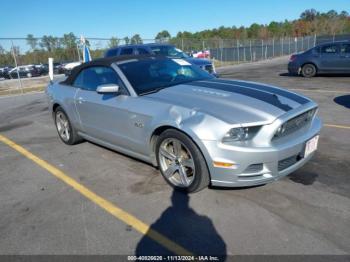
[145,79,311,125]
[185,57,212,66]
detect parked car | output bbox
[0,67,10,79]
[63,61,82,76]
[35,64,48,76]
[288,40,350,77]
[9,65,41,79]
[0,66,13,79]
[40,62,65,75]
[191,50,211,58]
[46,55,321,192]
[104,43,217,76]
[53,62,65,74]
[0,68,5,79]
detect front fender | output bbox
[147,106,230,168]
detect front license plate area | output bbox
[304,135,319,158]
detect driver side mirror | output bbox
[96,84,120,94]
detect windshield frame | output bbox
[150,45,189,59]
[115,57,213,96]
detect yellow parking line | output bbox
[0,134,192,256]
[324,124,350,130]
[289,88,349,94]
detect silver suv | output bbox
[105,43,217,76]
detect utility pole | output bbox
[314,34,317,47]
[281,38,284,56]
[288,37,291,54]
[11,40,23,94]
[76,43,81,62]
[249,40,252,62]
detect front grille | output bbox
[273,108,316,139]
[278,155,299,171]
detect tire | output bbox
[54,106,83,145]
[301,64,317,78]
[156,129,210,193]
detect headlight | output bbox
[274,124,287,138]
[222,126,261,143]
[307,108,317,120]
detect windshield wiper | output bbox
[139,85,170,96]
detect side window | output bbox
[340,44,350,54]
[105,49,119,57]
[73,66,125,92]
[73,71,84,88]
[136,48,149,55]
[120,48,134,55]
[321,44,338,54]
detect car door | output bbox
[73,66,134,149]
[339,43,350,72]
[318,44,341,72]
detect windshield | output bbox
[118,57,213,95]
[150,46,189,58]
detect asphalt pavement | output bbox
[0,57,349,257]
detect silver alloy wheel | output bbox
[55,111,70,142]
[158,138,196,187]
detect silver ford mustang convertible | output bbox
[46,55,322,192]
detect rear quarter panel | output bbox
[46,82,81,129]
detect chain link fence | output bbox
[1,34,349,67]
[0,34,348,95]
[171,36,316,63]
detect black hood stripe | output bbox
[212,79,309,105]
[189,81,293,111]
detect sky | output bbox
[0,0,349,39]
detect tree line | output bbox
[0,9,349,66]
[0,33,143,66]
[156,9,350,42]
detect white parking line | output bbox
[0,134,193,256]
[324,124,350,130]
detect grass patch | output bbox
[0,85,46,97]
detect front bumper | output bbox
[202,117,322,187]
[198,64,217,76]
[288,62,301,75]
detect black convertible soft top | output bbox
[63,54,160,85]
